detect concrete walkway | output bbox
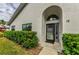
[39,42,58,55]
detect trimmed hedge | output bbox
[63,33,79,55]
[4,31,38,48]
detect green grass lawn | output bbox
[0,37,30,55]
[0,37,42,55]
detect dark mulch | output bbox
[25,45,43,55]
[58,50,64,55]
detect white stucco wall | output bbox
[10,3,79,41]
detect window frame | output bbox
[22,23,32,31]
[11,25,15,31]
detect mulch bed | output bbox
[25,45,43,55]
[58,50,64,55]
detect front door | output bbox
[46,23,59,43]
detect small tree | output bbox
[0,20,6,25]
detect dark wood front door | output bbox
[46,23,59,43]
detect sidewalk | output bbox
[39,42,58,55]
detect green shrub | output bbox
[4,31,38,48]
[63,33,79,55]
[22,36,38,48]
[0,32,4,37]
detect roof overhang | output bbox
[8,3,27,25]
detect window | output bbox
[11,25,15,31]
[22,23,32,31]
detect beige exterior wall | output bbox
[10,3,79,42]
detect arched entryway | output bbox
[42,5,63,51]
